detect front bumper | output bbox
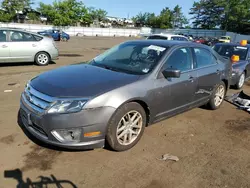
[19,96,116,150]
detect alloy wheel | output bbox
[116,110,143,146]
[214,85,225,107]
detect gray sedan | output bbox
[0,28,58,66]
[19,40,231,151]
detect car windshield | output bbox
[213,45,248,60]
[89,42,168,75]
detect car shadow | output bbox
[17,110,93,153]
[59,54,83,57]
[0,61,56,67]
[4,168,78,188]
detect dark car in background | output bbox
[19,40,231,152]
[37,29,70,41]
[213,43,250,89]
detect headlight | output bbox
[48,100,87,114]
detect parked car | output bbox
[0,28,58,66]
[147,34,189,41]
[19,40,231,151]
[194,37,206,44]
[213,42,250,89]
[218,36,231,43]
[37,29,70,41]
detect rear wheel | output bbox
[106,102,146,151]
[35,52,50,66]
[207,81,226,110]
[236,72,245,89]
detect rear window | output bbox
[147,35,168,40]
[213,45,248,60]
[33,35,43,41]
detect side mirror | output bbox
[162,68,181,78]
[231,55,240,64]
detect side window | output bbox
[33,35,43,41]
[194,48,217,68]
[181,37,188,41]
[10,31,36,42]
[0,30,7,42]
[171,37,178,40]
[164,48,193,72]
[148,35,167,40]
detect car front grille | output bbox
[23,85,55,114]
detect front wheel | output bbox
[236,72,245,89]
[35,52,50,66]
[207,81,226,110]
[106,102,146,151]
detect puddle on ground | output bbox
[225,118,250,132]
[0,134,16,144]
[21,145,62,171]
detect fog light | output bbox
[51,128,82,143]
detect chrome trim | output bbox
[25,85,56,103]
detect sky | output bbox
[34,0,195,19]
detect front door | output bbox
[8,30,39,62]
[0,30,10,63]
[153,47,198,120]
[193,47,221,102]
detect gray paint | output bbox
[19,40,231,149]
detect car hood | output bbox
[30,64,140,98]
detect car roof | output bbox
[124,39,207,48]
[149,34,187,38]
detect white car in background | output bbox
[147,34,189,41]
[0,28,58,66]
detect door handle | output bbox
[188,75,195,82]
[2,45,7,48]
[32,44,37,47]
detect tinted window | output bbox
[194,48,217,68]
[10,31,37,42]
[164,48,192,72]
[33,35,43,41]
[213,45,248,60]
[90,43,168,75]
[171,37,178,40]
[148,35,168,40]
[0,30,7,42]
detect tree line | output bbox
[0,0,249,33]
[0,0,107,26]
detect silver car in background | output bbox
[0,28,58,66]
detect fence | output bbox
[0,23,140,37]
[2,23,248,39]
[226,32,250,43]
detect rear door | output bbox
[0,30,10,62]
[8,30,40,62]
[192,47,221,102]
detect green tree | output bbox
[88,7,107,21]
[172,5,188,28]
[190,0,250,33]
[159,7,173,29]
[0,0,32,22]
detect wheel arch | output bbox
[123,98,151,126]
[34,51,51,61]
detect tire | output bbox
[207,81,226,110]
[235,72,245,89]
[35,52,50,66]
[106,102,146,151]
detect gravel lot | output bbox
[0,37,250,188]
